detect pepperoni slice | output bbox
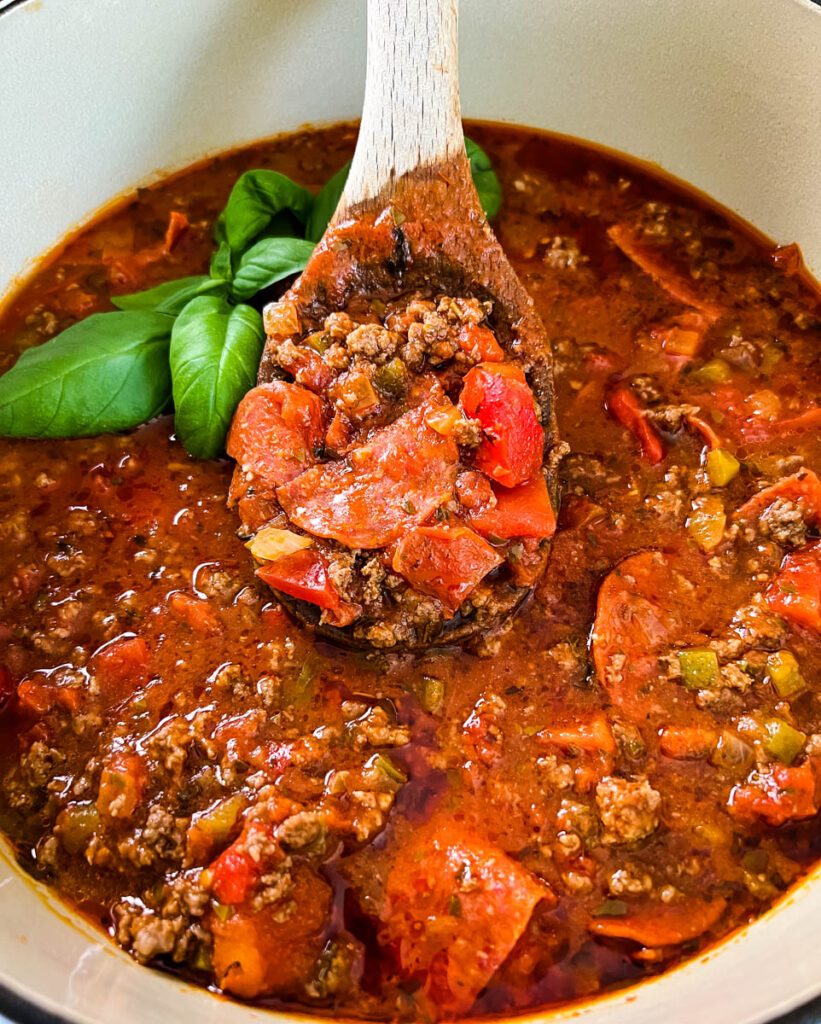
[277,402,459,549]
[591,551,705,714]
[590,897,726,947]
[226,381,325,491]
[381,820,550,1016]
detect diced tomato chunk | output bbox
[208,821,279,906]
[227,381,326,492]
[90,635,150,706]
[729,761,818,826]
[257,549,359,626]
[538,714,616,755]
[278,344,335,394]
[277,400,459,549]
[590,897,726,946]
[210,864,332,999]
[391,524,503,613]
[736,469,821,526]
[465,473,556,540]
[97,752,146,820]
[607,223,724,321]
[456,323,505,362]
[381,820,550,1015]
[651,311,710,358]
[168,592,221,635]
[766,542,821,635]
[606,383,665,464]
[659,724,718,759]
[460,363,544,488]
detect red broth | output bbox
[1,122,820,1020]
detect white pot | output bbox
[1,0,820,1021]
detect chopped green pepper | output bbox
[763,719,806,764]
[195,795,245,844]
[592,898,628,918]
[690,358,731,385]
[678,648,720,690]
[706,448,740,487]
[56,802,100,855]
[374,358,409,398]
[710,730,754,771]
[766,650,806,698]
[687,496,726,552]
[212,901,234,922]
[373,753,408,785]
[420,675,445,716]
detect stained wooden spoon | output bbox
[230,0,561,650]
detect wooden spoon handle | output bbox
[338,0,466,214]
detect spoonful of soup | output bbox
[226,0,562,649]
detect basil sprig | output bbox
[0,312,173,437]
[171,296,265,458]
[0,137,502,456]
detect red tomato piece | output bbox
[766,542,821,635]
[606,383,665,464]
[651,311,710,359]
[277,344,335,394]
[90,635,151,706]
[459,363,544,487]
[227,381,326,491]
[607,222,724,321]
[538,714,617,755]
[391,524,503,613]
[381,820,550,1015]
[736,469,821,527]
[168,592,221,635]
[729,762,818,826]
[208,821,279,907]
[456,323,505,362]
[97,752,146,820]
[659,725,718,759]
[590,897,726,946]
[277,401,459,549]
[210,864,332,999]
[465,473,556,540]
[256,549,359,627]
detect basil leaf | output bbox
[306,160,351,242]
[209,240,234,284]
[0,311,173,438]
[170,295,264,458]
[231,237,315,301]
[112,275,225,315]
[216,170,314,255]
[465,137,502,220]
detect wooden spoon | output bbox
[234,0,561,650]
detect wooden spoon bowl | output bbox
[231,0,561,650]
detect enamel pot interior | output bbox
[1,1,820,1022]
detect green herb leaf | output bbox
[111,275,226,315]
[231,237,315,301]
[465,137,502,220]
[209,240,234,284]
[170,295,264,458]
[592,898,628,918]
[0,311,173,437]
[306,160,351,242]
[216,170,314,255]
